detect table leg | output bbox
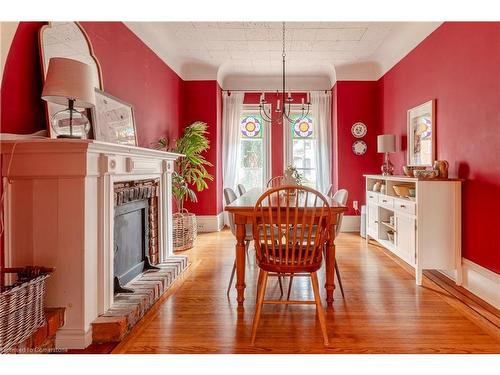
[325,224,336,306]
[235,222,247,304]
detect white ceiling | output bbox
[124,22,442,89]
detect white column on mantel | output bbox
[162,159,175,261]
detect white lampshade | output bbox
[41,57,95,108]
[377,134,396,153]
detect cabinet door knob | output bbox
[400,205,406,208]
[382,199,387,203]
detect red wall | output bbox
[243,92,308,178]
[378,22,500,273]
[182,80,223,215]
[1,22,47,134]
[79,22,182,147]
[334,81,381,214]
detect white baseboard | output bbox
[340,215,360,232]
[440,258,500,309]
[196,212,224,233]
[55,328,93,350]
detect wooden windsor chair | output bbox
[286,184,348,299]
[251,185,331,345]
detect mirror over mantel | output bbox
[39,22,104,138]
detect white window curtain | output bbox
[311,91,332,194]
[222,91,244,192]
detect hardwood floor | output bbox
[112,230,500,354]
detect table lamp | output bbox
[41,57,95,139]
[377,134,396,175]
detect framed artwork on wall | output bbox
[407,99,435,166]
[92,88,138,146]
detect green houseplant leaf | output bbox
[154,121,214,212]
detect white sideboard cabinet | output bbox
[364,174,463,285]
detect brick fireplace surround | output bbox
[1,139,187,349]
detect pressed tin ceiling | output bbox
[125,22,442,88]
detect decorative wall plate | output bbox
[351,122,367,138]
[352,140,367,155]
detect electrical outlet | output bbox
[353,200,359,211]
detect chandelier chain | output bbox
[258,21,310,125]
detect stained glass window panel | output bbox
[240,116,262,138]
[292,116,313,138]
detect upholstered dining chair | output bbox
[286,186,348,299]
[266,176,285,188]
[237,184,247,196]
[251,185,331,345]
[224,187,252,296]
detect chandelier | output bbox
[259,22,311,125]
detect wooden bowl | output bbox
[393,184,414,197]
[413,170,438,179]
[403,165,426,177]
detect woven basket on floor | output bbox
[0,267,54,354]
[173,209,197,251]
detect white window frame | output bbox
[283,105,317,189]
[238,104,272,189]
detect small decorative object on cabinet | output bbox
[377,134,396,175]
[403,165,426,177]
[433,160,449,178]
[365,174,463,285]
[407,99,435,167]
[372,181,382,192]
[351,122,367,138]
[413,169,438,179]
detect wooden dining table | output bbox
[225,187,347,307]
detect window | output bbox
[285,111,317,189]
[237,106,271,189]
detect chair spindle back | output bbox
[252,185,331,271]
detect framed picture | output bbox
[92,88,137,146]
[407,99,435,166]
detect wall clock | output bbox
[351,122,367,138]
[352,140,367,155]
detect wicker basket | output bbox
[172,209,197,251]
[0,267,54,353]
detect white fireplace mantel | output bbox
[1,139,181,349]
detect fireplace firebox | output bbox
[113,179,161,294]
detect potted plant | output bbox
[154,121,214,251]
